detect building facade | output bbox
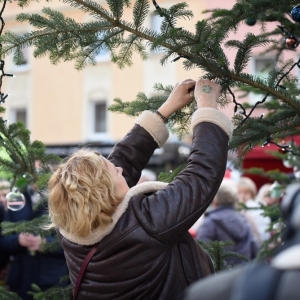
[2,0,207,146]
[2,0,300,178]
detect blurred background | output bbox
[2,0,300,186]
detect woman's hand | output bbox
[157,79,196,119]
[194,79,221,109]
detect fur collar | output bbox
[59,181,168,245]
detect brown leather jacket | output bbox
[57,110,231,300]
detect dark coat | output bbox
[184,248,300,300]
[0,203,9,272]
[58,119,230,300]
[196,205,259,266]
[0,189,68,300]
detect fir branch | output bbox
[1,215,50,236]
[0,287,22,300]
[106,0,125,20]
[229,111,300,163]
[226,33,273,74]
[1,0,298,112]
[158,163,186,182]
[28,283,72,300]
[242,167,291,183]
[198,240,248,271]
[133,0,150,29]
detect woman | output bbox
[47,78,233,300]
[237,177,270,245]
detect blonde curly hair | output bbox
[47,149,122,237]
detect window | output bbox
[249,57,275,104]
[254,57,274,80]
[88,100,109,140]
[151,13,163,33]
[95,47,110,62]
[12,34,30,72]
[94,102,107,133]
[10,108,27,127]
[95,32,110,62]
[150,13,164,54]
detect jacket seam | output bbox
[152,204,213,238]
[95,224,140,254]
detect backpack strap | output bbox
[230,262,283,300]
[73,242,99,300]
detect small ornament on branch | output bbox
[291,5,300,23]
[245,18,256,26]
[269,181,284,200]
[6,187,26,211]
[285,36,299,48]
[278,25,300,49]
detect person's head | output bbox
[47,149,129,237]
[213,179,238,207]
[0,180,10,212]
[138,169,157,184]
[237,177,257,203]
[256,183,277,206]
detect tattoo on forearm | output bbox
[202,85,212,93]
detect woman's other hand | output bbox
[157,79,196,119]
[194,79,221,109]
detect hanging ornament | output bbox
[283,159,292,168]
[291,5,300,23]
[294,166,300,179]
[283,153,293,168]
[269,181,283,199]
[285,36,299,48]
[6,187,26,211]
[245,18,256,26]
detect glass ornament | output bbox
[285,36,298,48]
[6,187,26,211]
[294,166,300,179]
[283,159,292,168]
[245,18,256,26]
[291,5,300,23]
[269,181,283,199]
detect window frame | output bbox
[248,56,275,104]
[9,107,27,127]
[88,100,110,141]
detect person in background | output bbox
[0,184,69,300]
[237,177,270,245]
[138,168,157,184]
[0,180,10,288]
[256,183,280,207]
[184,181,300,300]
[196,179,258,266]
[0,180,9,212]
[47,78,233,300]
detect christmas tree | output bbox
[1,0,300,298]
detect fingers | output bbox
[175,79,196,100]
[18,233,42,250]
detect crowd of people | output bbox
[0,78,295,300]
[194,176,279,267]
[0,182,69,299]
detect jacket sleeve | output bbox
[108,111,169,188]
[131,108,233,245]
